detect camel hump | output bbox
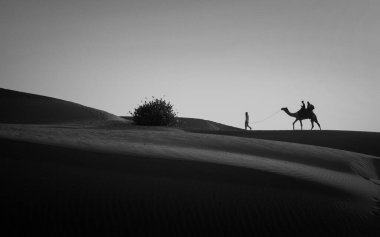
[297,108,313,118]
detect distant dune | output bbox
[122,116,242,131]
[0,88,379,236]
[0,88,124,124]
[175,117,242,131]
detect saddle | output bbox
[298,105,314,117]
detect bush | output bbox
[130,97,177,126]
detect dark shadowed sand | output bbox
[1,88,379,236]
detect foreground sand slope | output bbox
[1,123,379,236]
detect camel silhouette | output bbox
[281,107,321,130]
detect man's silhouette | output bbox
[299,101,307,116]
[307,101,315,112]
[301,101,306,110]
[245,112,252,130]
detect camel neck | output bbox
[284,109,296,117]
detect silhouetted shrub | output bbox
[130,97,177,126]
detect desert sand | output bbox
[0,88,379,236]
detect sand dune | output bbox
[195,130,380,158]
[1,123,379,236]
[174,117,241,131]
[0,88,125,124]
[0,89,379,236]
[122,116,242,131]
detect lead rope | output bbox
[252,110,281,124]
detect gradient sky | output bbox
[1,0,379,131]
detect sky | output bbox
[1,0,380,131]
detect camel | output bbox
[281,107,321,130]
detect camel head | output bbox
[281,107,288,111]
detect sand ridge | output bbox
[0,88,125,124]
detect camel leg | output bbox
[293,119,298,130]
[299,120,303,130]
[311,119,314,130]
[312,114,322,130]
[315,120,321,130]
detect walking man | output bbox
[245,112,252,130]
